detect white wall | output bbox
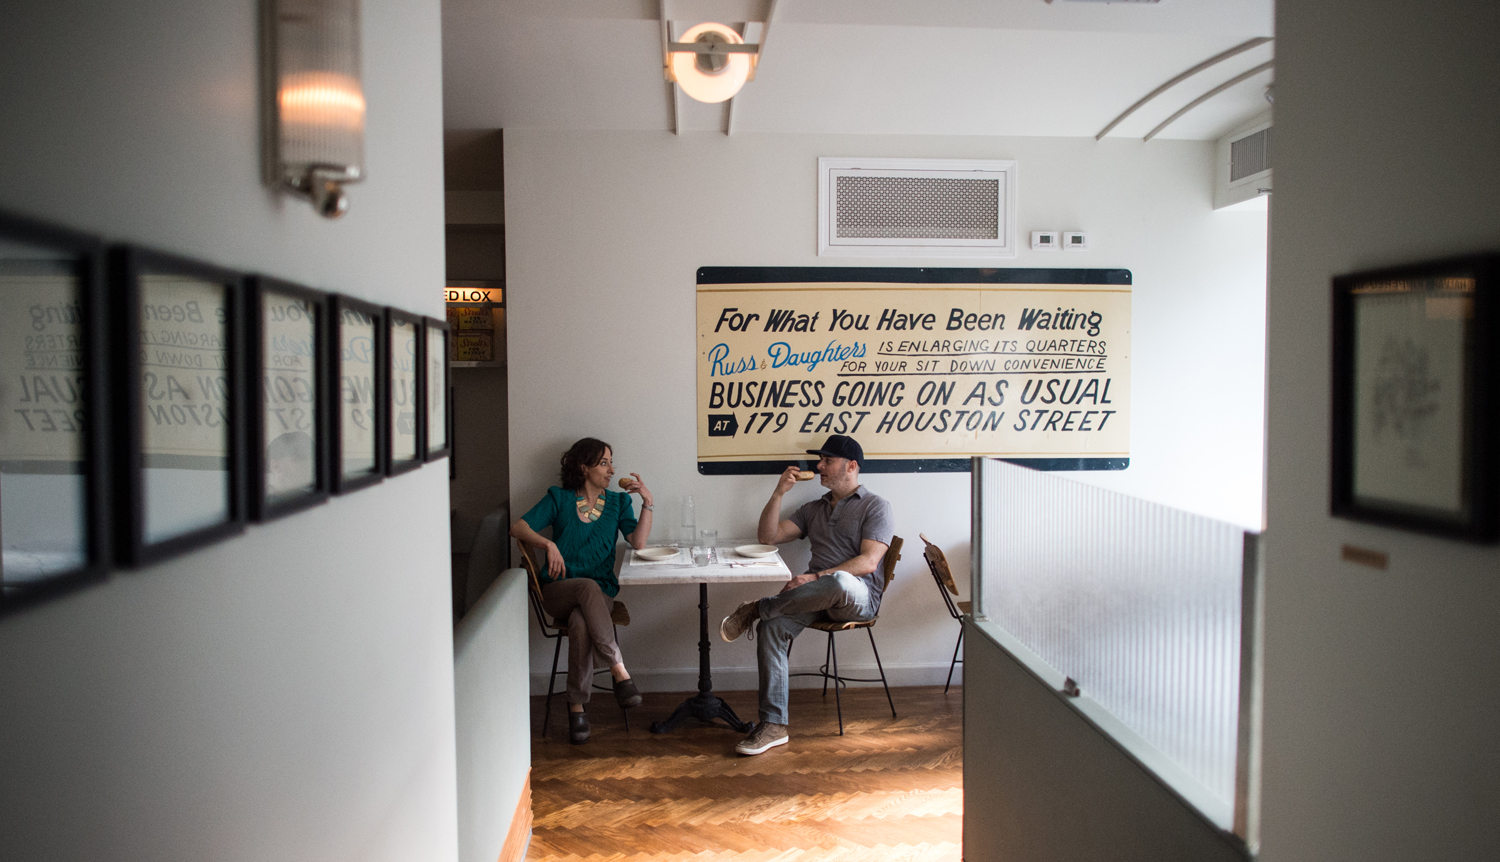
[454,569,531,862]
[504,129,1267,692]
[1262,1,1500,859]
[0,2,457,861]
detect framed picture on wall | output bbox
[111,246,246,565]
[1331,253,1499,542]
[0,212,112,611]
[385,307,424,475]
[424,317,449,461]
[246,277,328,520]
[328,294,384,494]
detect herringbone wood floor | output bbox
[527,685,963,862]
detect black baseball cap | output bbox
[806,434,864,464]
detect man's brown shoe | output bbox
[735,721,788,755]
[719,600,760,643]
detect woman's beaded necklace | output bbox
[575,489,606,523]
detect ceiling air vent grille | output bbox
[1230,127,1271,182]
[819,157,1017,258]
[835,176,999,240]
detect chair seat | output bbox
[957,600,971,614]
[809,615,877,632]
[544,600,631,630]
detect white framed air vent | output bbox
[818,157,1017,257]
[1214,114,1271,211]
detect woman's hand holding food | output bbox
[619,473,653,509]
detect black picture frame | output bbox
[0,211,111,613]
[385,307,424,476]
[423,317,450,462]
[1331,253,1499,542]
[111,245,247,566]
[328,294,385,494]
[245,276,329,520]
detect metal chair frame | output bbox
[921,533,968,693]
[791,536,903,735]
[516,541,631,738]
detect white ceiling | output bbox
[441,0,1275,140]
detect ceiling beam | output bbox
[661,0,680,135]
[1144,60,1274,142]
[725,0,777,136]
[1095,37,1272,140]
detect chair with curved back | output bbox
[920,533,968,693]
[515,540,633,737]
[799,535,903,735]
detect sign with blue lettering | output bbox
[696,267,1131,473]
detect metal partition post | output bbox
[1233,531,1265,849]
[969,456,985,621]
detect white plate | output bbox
[635,546,679,561]
[735,544,778,558]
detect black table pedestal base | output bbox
[649,581,755,736]
[649,691,751,734]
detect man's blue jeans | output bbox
[754,571,877,725]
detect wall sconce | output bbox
[666,22,760,104]
[262,0,365,218]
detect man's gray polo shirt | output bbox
[787,485,895,607]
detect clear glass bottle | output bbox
[681,495,696,546]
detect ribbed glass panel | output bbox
[976,459,1244,807]
[276,0,364,173]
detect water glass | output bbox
[693,533,717,566]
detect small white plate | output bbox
[735,544,778,558]
[636,547,679,561]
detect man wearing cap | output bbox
[719,434,895,755]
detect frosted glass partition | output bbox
[974,458,1251,822]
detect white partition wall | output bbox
[975,458,1255,830]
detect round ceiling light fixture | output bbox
[670,23,752,104]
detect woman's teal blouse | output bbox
[520,487,638,597]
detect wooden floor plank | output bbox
[526,686,963,861]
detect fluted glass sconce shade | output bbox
[263,0,364,218]
[670,23,752,104]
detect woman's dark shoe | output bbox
[568,710,590,744]
[613,677,643,709]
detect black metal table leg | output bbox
[650,581,752,734]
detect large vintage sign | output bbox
[696,268,1131,472]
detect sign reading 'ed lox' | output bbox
[696,268,1131,473]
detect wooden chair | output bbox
[516,541,633,738]
[800,535,902,735]
[920,533,969,693]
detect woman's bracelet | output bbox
[641,504,654,511]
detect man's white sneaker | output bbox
[735,721,789,755]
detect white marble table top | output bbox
[617,543,793,586]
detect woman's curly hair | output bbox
[559,437,612,490]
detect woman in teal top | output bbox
[511,437,653,744]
